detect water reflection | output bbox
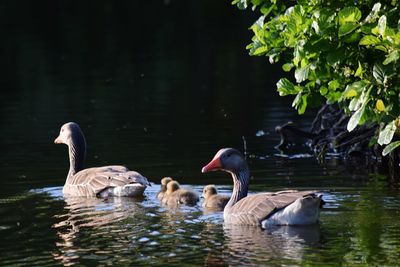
[52,196,145,265]
[222,224,321,266]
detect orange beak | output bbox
[201,157,222,173]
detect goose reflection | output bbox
[52,196,144,265]
[221,224,321,266]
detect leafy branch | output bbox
[234,0,400,155]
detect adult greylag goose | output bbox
[54,122,150,197]
[202,184,230,210]
[157,177,173,200]
[201,148,323,227]
[162,180,199,207]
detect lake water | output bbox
[1,1,400,266]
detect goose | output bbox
[202,185,230,210]
[157,177,173,200]
[54,122,150,197]
[201,148,323,227]
[162,180,199,206]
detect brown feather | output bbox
[225,190,318,226]
[63,165,149,197]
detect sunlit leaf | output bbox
[346,89,357,98]
[328,80,341,91]
[295,65,310,83]
[382,141,400,156]
[378,121,397,145]
[282,63,293,72]
[338,22,359,37]
[252,46,268,55]
[319,86,328,96]
[378,15,387,36]
[373,64,386,85]
[232,0,248,9]
[292,92,308,114]
[376,99,385,111]
[338,7,362,26]
[341,80,368,100]
[355,61,363,77]
[277,78,297,96]
[359,35,380,46]
[365,3,381,23]
[383,50,399,65]
[347,106,365,131]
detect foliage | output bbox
[233,0,400,155]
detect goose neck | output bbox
[225,167,250,212]
[67,135,86,179]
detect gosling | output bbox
[157,177,173,201]
[163,181,199,207]
[202,185,230,210]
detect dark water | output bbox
[1,1,400,266]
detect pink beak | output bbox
[201,157,222,173]
[54,136,62,144]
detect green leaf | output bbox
[338,7,362,26]
[365,3,381,23]
[282,63,293,72]
[292,92,308,114]
[260,4,275,16]
[378,15,387,36]
[355,61,363,77]
[347,84,371,112]
[295,65,310,83]
[343,32,360,43]
[382,141,400,156]
[359,35,380,46]
[338,22,359,37]
[298,94,308,114]
[341,80,369,100]
[347,105,365,131]
[319,86,328,96]
[328,80,340,91]
[233,0,248,9]
[374,45,388,52]
[276,78,297,96]
[383,50,399,65]
[378,121,397,145]
[252,45,268,55]
[373,63,385,85]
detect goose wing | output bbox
[227,190,318,226]
[64,165,150,196]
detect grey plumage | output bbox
[55,122,150,197]
[202,148,323,226]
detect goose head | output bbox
[54,122,87,177]
[166,180,180,195]
[201,148,247,175]
[161,177,173,187]
[202,184,218,199]
[54,122,86,147]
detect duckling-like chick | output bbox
[202,184,230,210]
[157,177,173,201]
[163,181,199,207]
